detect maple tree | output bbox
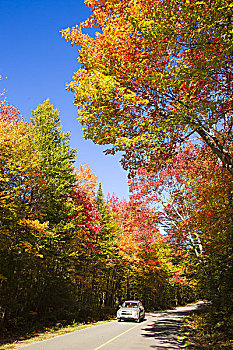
[62,0,233,174]
[74,163,98,199]
[77,183,121,308]
[107,194,192,308]
[129,142,233,318]
[0,100,49,250]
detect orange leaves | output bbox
[61,26,95,50]
[74,163,98,199]
[62,0,233,177]
[107,195,166,275]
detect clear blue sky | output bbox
[0,0,129,200]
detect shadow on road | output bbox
[142,318,180,349]
[141,302,207,349]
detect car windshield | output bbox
[122,302,138,308]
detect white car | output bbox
[117,300,145,322]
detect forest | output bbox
[1,0,233,347]
[0,99,195,333]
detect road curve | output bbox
[20,301,205,350]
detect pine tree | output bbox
[29,100,78,320]
[31,99,77,227]
[94,184,121,306]
[96,183,104,210]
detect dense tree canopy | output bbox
[129,142,233,321]
[62,0,233,174]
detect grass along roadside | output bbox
[0,319,115,350]
[179,308,233,349]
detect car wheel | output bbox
[117,318,121,322]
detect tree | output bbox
[28,100,81,324]
[129,142,233,317]
[31,99,77,226]
[0,100,48,260]
[0,100,54,328]
[62,0,233,174]
[107,194,192,308]
[74,163,98,200]
[94,184,121,307]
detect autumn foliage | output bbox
[61,0,233,174]
[61,0,233,330]
[1,0,232,341]
[129,142,233,325]
[0,99,192,338]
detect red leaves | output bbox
[107,194,166,272]
[62,0,233,178]
[0,100,22,123]
[147,259,160,266]
[66,178,102,239]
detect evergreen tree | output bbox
[31,99,77,228]
[94,184,121,306]
[29,100,78,321]
[96,183,104,211]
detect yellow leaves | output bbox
[0,123,42,220]
[195,1,206,5]
[61,25,95,49]
[0,222,48,259]
[0,274,7,281]
[18,219,52,237]
[140,19,155,35]
[60,27,71,42]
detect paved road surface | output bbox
[20,302,205,350]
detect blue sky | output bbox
[0,0,129,200]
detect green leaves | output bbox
[31,99,77,227]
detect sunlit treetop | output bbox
[62,0,233,174]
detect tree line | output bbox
[0,99,192,337]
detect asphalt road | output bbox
[20,302,205,350]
